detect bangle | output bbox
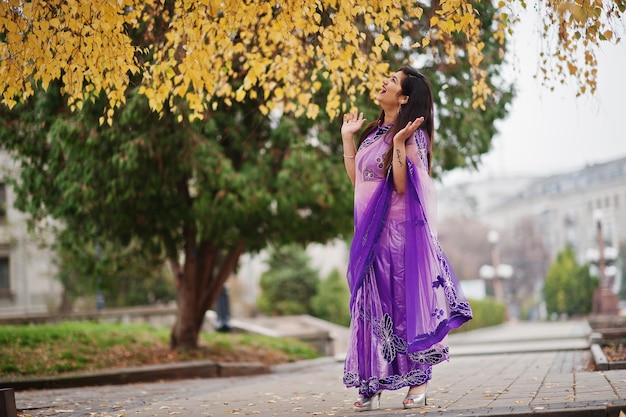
[343,154,356,159]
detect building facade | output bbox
[439,156,626,305]
[0,152,62,316]
[485,157,626,275]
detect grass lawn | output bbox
[0,321,320,379]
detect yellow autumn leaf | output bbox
[306,103,320,119]
[0,0,622,121]
[567,62,577,75]
[235,88,246,102]
[274,87,285,100]
[389,32,403,46]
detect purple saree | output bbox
[343,124,473,398]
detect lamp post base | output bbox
[592,288,619,315]
[0,388,17,417]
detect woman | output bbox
[340,66,473,411]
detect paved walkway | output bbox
[12,319,626,417]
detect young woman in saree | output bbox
[340,66,473,411]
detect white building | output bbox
[483,157,626,268]
[0,152,62,316]
[439,155,626,299]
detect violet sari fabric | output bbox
[343,124,473,398]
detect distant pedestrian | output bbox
[340,66,473,411]
[215,286,232,333]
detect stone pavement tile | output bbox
[575,385,618,397]
[535,384,575,397]
[575,371,614,386]
[486,397,535,408]
[574,372,619,402]
[606,370,626,398]
[533,388,576,404]
[427,352,556,412]
[450,340,587,357]
[542,373,574,384]
[446,320,590,345]
[549,351,593,373]
[509,379,542,391]
[13,359,351,417]
[494,390,536,401]
[535,395,579,405]
[505,381,541,391]
[517,406,607,417]
[424,385,466,403]
[577,392,619,402]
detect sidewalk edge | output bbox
[1,359,269,391]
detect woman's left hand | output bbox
[393,117,424,145]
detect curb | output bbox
[1,360,268,391]
[362,400,626,417]
[592,343,610,371]
[269,355,339,374]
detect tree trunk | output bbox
[57,290,74,314]
[170,238,246,350]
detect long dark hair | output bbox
[356,66,434,174]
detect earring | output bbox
[398,105,402,115]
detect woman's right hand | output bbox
[341,110,366,138]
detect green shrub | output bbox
[257,245,319,316]
[310,268,350,326]
[454,298,506,332]
[543,246,598,316]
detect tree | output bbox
[531,0,625,96]
[54,229,176,311]
[0,83,353,349]
[1,0,622,350]
[311,268,351,327]
[437,215,492,280]
[257,245,319,316]
[1,1,623,120]
[500,217,551,318]
[0,2,514,350]
[386,1,516,173]
[542,246,598,316]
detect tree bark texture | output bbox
[170,231,246,349]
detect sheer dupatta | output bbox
[347,143,472,355]
[403,158,472,352]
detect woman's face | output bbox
[376,70,407,111]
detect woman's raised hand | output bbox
[393,117,424,145]
[341,110,366,137]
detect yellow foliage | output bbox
[0,0,623,121]
[534,0,622,96]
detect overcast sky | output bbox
[441,10,626,186]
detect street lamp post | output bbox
[488,230,504,302]
[591,210,618,315]
[480,230,513,312]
